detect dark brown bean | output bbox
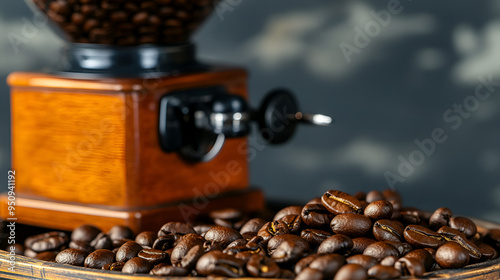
[68,240,93,254]
[280,214,302,233]
[301,203,334,228]
[116,241,143,263]
[180,244,203,269]
[364,200,394,220]
[331,213,372,237]
[300,229,331,247]
[152,234,176,250]
[296,267,323,280]
[373,219,404,242]
[334,263,368,280]
[366,190,385,203]
[158,222,195,237]
[403,225,445,249]
[135,231,157,248]
[195,251,246,277]
[170,233,204,265]
[25,232,69,252]
[122,257,153,274]
[485,229,500,250]
[405,249,433,271]
[240,218,267,235]
[322,190,363,215]
[346,254,378,270]
[56,248,87,266]
[108,225,134,241]
[84,249,115,269]
[368,264,401,279]
[246,254,280,278]
[363,241,399,261]
[350,237,377,255]
[318,234,353,254]
[90,232,112,250]
[149,263,189,276]
[436,242,469,269]
[429,207,452,229]
[102,261,125,271]
[35,251,58,262]
[204,226,241,248]
[449,217,477,239]
[308,254,345,278]
[138,248,168,264]
[71,225,101,243]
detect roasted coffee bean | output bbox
[210,208,242,221]
[243,232,258,241]
[380,255,398,266]
[56,248,87,266]
[180,244,203,269]
[257,222,284,242]
[138,248,168,265]
[334,263,368,280]
[196,251,246,277]
[382,189,402,211]
[25,232,69,252]
[452,236,482,262]
[246,254,280,278]
[350,237,377,255]
[68,240,93,254]
[301,203,333,228]
[373,219,404,242]
[150,263,189,276]
[367,264,401,280]
[300,229,330,247]
[405,249,433,271]
[158,222,195,237]
[354,191,367,201]
[275,206,303,219]
[280,214,302,233]
[35,251,58,262]
[90,232,112,250]
[204,226,241,248]
[72,225,101,243]
[438,225,466,239]
[295,254,319,274]
[449,217,477,239]
[112,239,134,249]
[436,242,469,269]
[485,229,500,250]
[363,241,399,261]
[429,207,452,229]
[24,248,37,258]
[171,233,204,265]
[193,224,215,235]
[318,234,353,254]
[309,254,346,278]
[152,234,176,250]
[478,243,498,260]
[366,190,385,203]
[270,240,308,264]
[394,257,425,277]
[386,241,412,256]
[240,218,266,235]
[322,190,363,215]
[116,241,143,263]
[135,231,157,248]
[403,225,445,249]
[122,257,153,274]
[102,261,125,271]
[108,225,134,241]
[296,267,323,280]
[346,255,378,271]
[364,200,394,220]
[84,249,115,269]
[331,213,372,237]
[399,213,421,226]
[267,234,308,255]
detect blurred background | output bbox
[0,0,499,222]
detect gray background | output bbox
[0,0,499,222]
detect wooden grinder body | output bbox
[1,67,264,233]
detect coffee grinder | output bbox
[0,0,331,233]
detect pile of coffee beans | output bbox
[13,189,500,279]
[31,0,217,45]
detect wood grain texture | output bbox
[0,218,498,279]
[11,89,128,206]
[0,189,264,233]
[8,68,249,208]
